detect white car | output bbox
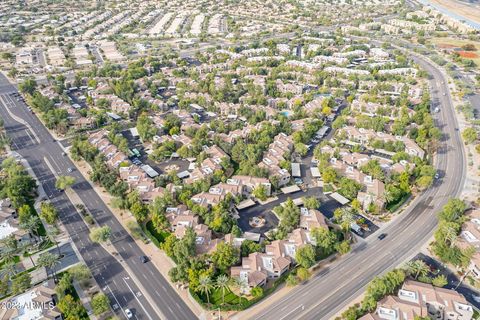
[125,309,133,318]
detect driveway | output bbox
[414,253,480,309]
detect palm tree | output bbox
[20,216,41,243]
[405,260,429,279]
[216,274,230,305]
[443,226,458,247]
[198,275,213,305]
[46,226,61,256]
[1,260,17,279]
[338,209,355,238]
[18,241,35,267]
[230,276,248,296]
[0,236,18,263]
[383,189,395,204]
[37,252,60,281]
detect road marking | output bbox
[122,277,153,320]
[105,285,128,320]
[24,129,36,144]
[279,305,304,320]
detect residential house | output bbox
[360,280,473,320]
[0,279,62,320]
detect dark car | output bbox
[140,256,149,263]
[378,233,387,240]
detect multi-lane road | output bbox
[240,52,466,320]
[0,73,196,320]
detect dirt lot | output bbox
[428,0,480,25]
[429,37,480,65]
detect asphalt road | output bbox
[0,74,197,320]
[242,51,466,320]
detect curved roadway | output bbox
[245,52,466,320]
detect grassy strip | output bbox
[141,220,170,247]
[386,193,411,213]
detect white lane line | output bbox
[122,277,154,320]
[279,304,304,320]
[24,129,36,144]
[105,285,127,320]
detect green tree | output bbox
[240,240,262,257]
[311,227,337,256]
[40,202,58,225]
[216,274,230,305]
[295,244,316,268]
[68,264,91,282]
[335,240,351,255]
[89,226,112,243]
[57,294,88,319]
[286,274,298,286]
[338,177,362,200]
[211,242,239,273]
[321,166,337,184]
[462,127,477,144]
[251,286,264,297]
[0,275,8,297]
[252,184,268,201]
[197,275,213,305]
[404,260,429,279]
[55,273,72,299]
[136,113,157,141]
[37,252,60,281]
[20,215,41,243]
[297,267,311,282]
[438,198,466,223]
[432,274,448,287]
[18,78,37,95]
[303,197,320,210]
[55,175,76,190]
[273,198,300,238]
[91,293,110,315]
[11,273,31,294]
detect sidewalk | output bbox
[73,280,98,320]
[67,155,207,319]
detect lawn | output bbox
[196,287,248,307]
[144,220,170,246]
[429,37,480,66]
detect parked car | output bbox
[294,178,303,185]
[125,309,133,318]
[140,256,149,263]
[67,167,73,173]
